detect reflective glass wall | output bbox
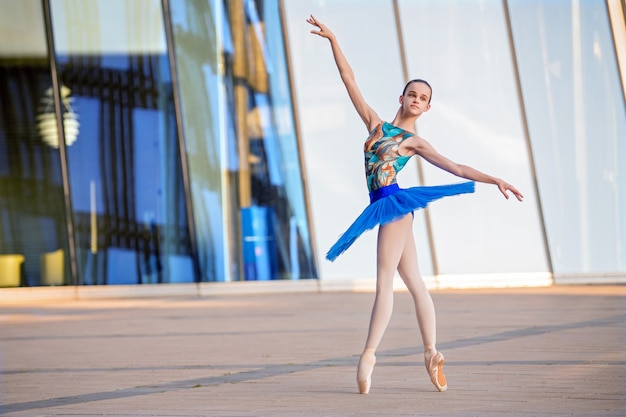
[0,0,317,287]
[2,0,624,289]
[508,0,626,280]
[168,0,317,282]
[49,0,195,285]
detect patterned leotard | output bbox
[326,122,475,261]
[364,122,413,192]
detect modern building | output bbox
[1,0,624,291]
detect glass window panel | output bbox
[0,0,71,287]
[168,0,227,282]
[255,0,317,280]
[50,0,196,285]
[169,0,234,282]
[398,0,549,275]
[169,0,317,281]
[508,0,626,277]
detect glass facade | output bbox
[168,0,316,282]
[0,0,316,287]
[49,0,195,285]
[1,0,624,289]
[507,0,626,279]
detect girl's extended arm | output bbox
[307,15,380,131]
[415,137,524,201]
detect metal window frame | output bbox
[161,0,202,284]
[41,0,79,288]
[502,0,554,280]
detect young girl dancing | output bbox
[307,15,524,394]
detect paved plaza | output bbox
[0,284,625,416]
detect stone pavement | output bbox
[0,284,624,417]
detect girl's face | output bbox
[400,82,431,117]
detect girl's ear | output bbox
[424,103,431,112]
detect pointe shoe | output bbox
[425,351,447,392]
[357,351,376,394]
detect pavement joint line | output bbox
[0,360,340,414]
[376,313,626,357]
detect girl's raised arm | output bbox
[307,15,381,131]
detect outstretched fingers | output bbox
[499,182,524,202]
[306,15,319,32]
[510,187,524,201]
[307,15,333,39]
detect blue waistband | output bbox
[369,183,400,204]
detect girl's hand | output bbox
[497,180,524,201]
[307,15,335,41]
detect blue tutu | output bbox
[326,181,475,261]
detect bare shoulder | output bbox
[402,134,430,154]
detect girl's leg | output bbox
[358,214,412,393]
[396,226,437,357]
[396,224,447,392]
[364,214,412,351]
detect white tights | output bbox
[362,213,438,358]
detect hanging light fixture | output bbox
[36,85,80,148]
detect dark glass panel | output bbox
[0,0,70,287]
[50,0,196,284]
